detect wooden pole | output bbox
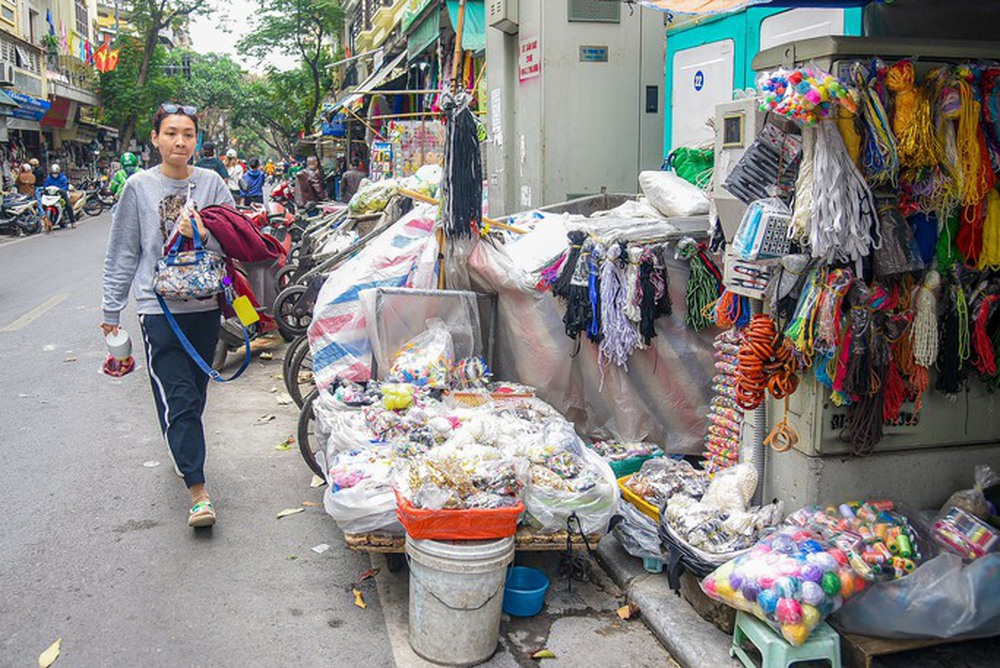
[451,0,467,94]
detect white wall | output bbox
[486,0,665,215]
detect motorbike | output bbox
[41,185,90,228]
[0,192,41,236]
[270,179,296,215]
[79,177,114,215]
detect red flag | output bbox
[104,47,121,72]
[92,39,109,72]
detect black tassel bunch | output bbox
[552,231,587,300]
[441,93,483,239]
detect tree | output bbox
[238,0,344,136]
[97,38,178,142]
[117,0,213,147]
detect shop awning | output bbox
[0,89,19,116]
[408,5,441,59]
[325,50,408,119]
[636,0,874,14]
[445,0,485,54]
[7,91,50,122]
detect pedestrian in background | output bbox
[101,103,235,528]
[16,163,35,196]
[240,157,265,206]
[223,148,244,202]
[195,141,229,181]
[340,158,366,203]
[294,155,324,210]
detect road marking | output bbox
[0,292,71,332]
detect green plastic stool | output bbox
[731,611,842,668]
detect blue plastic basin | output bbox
[502,566,550,617]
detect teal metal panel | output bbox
[663,6,863,156]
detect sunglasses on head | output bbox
[160,103,198,115]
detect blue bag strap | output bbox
[155,289,251,383]
[166,213,206,256]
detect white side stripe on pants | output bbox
[140,314,184,479]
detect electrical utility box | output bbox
[487,0,519,35]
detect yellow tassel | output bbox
[957,80,993,205]
[979,190,1000,271]
[837,105,862,167]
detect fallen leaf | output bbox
[63,357,77,363]
[273,373,284,380]
[310,475,326,488]
[276,392,294,405]
[530,649,556,660]
[259,352,274,360]
[38,638,61,667]
[353,587,367,609]
[311,543,331,554]
[617,602,640,620]
[275,444,293,451]
[356,568,380,585]
[302,501,321,508]
[276,507,305,519]
[287,555,298,561]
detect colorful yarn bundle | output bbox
[759,66,857,125]
[853,61,899,187]
[599,241,641,369]
[676,237,723,332]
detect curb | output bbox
[596,534,740,668]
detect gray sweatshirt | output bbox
[102,165,235,326]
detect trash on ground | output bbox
[259,352,274,360]
[302,501,321,507]
[309,475,326,488]
[530,649,556,660]
[617,602,640,620]
[276,392,294,405]
[142,460,160,468]
[38,638,61,667]
[275,435,295,451]
[353,587,367,609]
[356,567,380,585]
[311,543,331,554]
[63,357,76,363]
[255,414,276,425]
[276,507,305,519]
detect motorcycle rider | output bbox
[16,163,35,196]
[43,163,75,227]
[109,152,143,197]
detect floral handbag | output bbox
[154,220,226,300]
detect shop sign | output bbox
[401,0,436,32]
[519,36,540,82]
[7,91,50,121]
[370,141,394,181]
[694,70,705,91]
[579,45,608,63]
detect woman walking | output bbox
[101,104,235,528]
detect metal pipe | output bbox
[751,299,766,505]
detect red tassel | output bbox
[883,359,905,422]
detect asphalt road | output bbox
[0,214,394,666]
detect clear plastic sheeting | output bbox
[308,204,439,390]
[834,552,1000,640]
[359,289,482,380]
[615,501,665,561]
[468,214,717,453]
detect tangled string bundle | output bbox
[598,242,640,369]
[676,237,722,332]
[440,92,483,239]
[854,62,899,186]
[735,314,778,410]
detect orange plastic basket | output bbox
[395,491,523,541]
[617,475,660,522]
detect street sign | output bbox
[519,36,540,82]
[694,70,705,91]
[579,45,608,63]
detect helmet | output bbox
[21,163,30,172]
[50,163,61,173]
[120,152,139,168]
[226,148,237,159]
[29,158,38,166]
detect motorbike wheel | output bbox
[18,213,40,235]
[84,198,103,217]
[297,390,325,478]
[287,337,314,408]
[275,263,299,292]
[282,335,307,390]
[274,284,311,340]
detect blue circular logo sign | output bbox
[694,70,705,91]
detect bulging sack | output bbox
[638,171,710,218]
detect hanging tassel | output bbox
[977,190,1000,270]
[957,199,986,265]
[790,126,816,244]
[936,209,962,271]
[971,294,1000,376]
[637,248,665,346]
[956,77,996,205]
[882,357,906,423]
[936,281,967,395]
[912,270,941,368]
[675,237,722,332]
[536,252,567,291]
[599,241,641,369]
[854,62,899,186]
[562,239,594,341]
[440,92,483,239]
[587,245,603,343]
[655,245,673,317]
[551,231,586,300]
[623,246,643,324]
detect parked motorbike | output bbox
[79,177,114,215]
[41,185,90,228]
[0,192,41,235]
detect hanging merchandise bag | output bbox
[722,123,803,205]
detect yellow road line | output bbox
[0,292,71,332]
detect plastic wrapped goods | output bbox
[348,178,398,215]
[387,318,455,388]
[834,552,1000,640]
[939,465,999,520]
[324,446,402,534]
[663,495,783,555]
[615,501,665,561]
[638,170,710,218]
[623,458,708,510]
[702,526,863,646]
[523,445,619,535]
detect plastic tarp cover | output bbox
[467,215,717,453]
[615,500,665,561]
[308,204,439,390]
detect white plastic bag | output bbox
[386,318,455,388]
[323,447,402,534]
[638,170,710,218]
[524,447,620,534]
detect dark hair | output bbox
[201,141,215,156]
[152,106,199,134]
[249,157,260,169]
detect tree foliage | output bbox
[237,0,343,135]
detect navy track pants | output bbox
[139,309,220,488]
